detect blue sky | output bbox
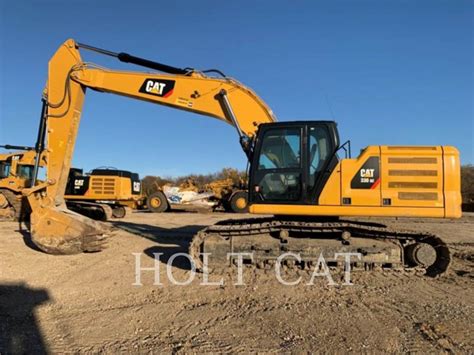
[1,0,473,177]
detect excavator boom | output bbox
[40,39,275,204]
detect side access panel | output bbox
[380,146,444,208]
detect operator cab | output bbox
[0,156,34,180]
[249,121,340,205]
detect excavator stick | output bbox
[21,40,112,254]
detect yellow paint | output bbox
[235,197,247,209]
[0,150,45,193]
[252,145,462,218]
[250,204,447,218]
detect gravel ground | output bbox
[1,211,473,353]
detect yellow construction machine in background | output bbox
[65,167,144,220]
[145,177,248,213]
[204,178,248,213]
[0,145,145,221]
[0,145,42,219]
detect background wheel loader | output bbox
[205,178,249,213]
[145,190,169,213]
[141,171,249,213]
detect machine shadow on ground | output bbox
[14,221,45,253]
[111,220,207,270]
[0,283,50,354]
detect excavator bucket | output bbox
[29,203,109,255]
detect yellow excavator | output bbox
[21,39,461,276]
[65,167,143,219]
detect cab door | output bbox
[250,122,339,206]
[250,125,305,204]
[306,124,338,204]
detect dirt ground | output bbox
[1,211,473,353]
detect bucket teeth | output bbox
[82,233,108,253]
[29,206,111,255]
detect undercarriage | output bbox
[190,217,451,277]
[65,201,128,221]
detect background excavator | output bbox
[65,167,143,219]
[21,39,461,276]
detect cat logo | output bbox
[133,181,141,193]
[139,79,175,98]
[360,169,375,178]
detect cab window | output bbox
[18,165,34,180]
[256,128,302,201]
[308,126,331,191]
[0,162,11,178]
[258,128,301,169]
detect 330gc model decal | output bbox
[351,156,380,189]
